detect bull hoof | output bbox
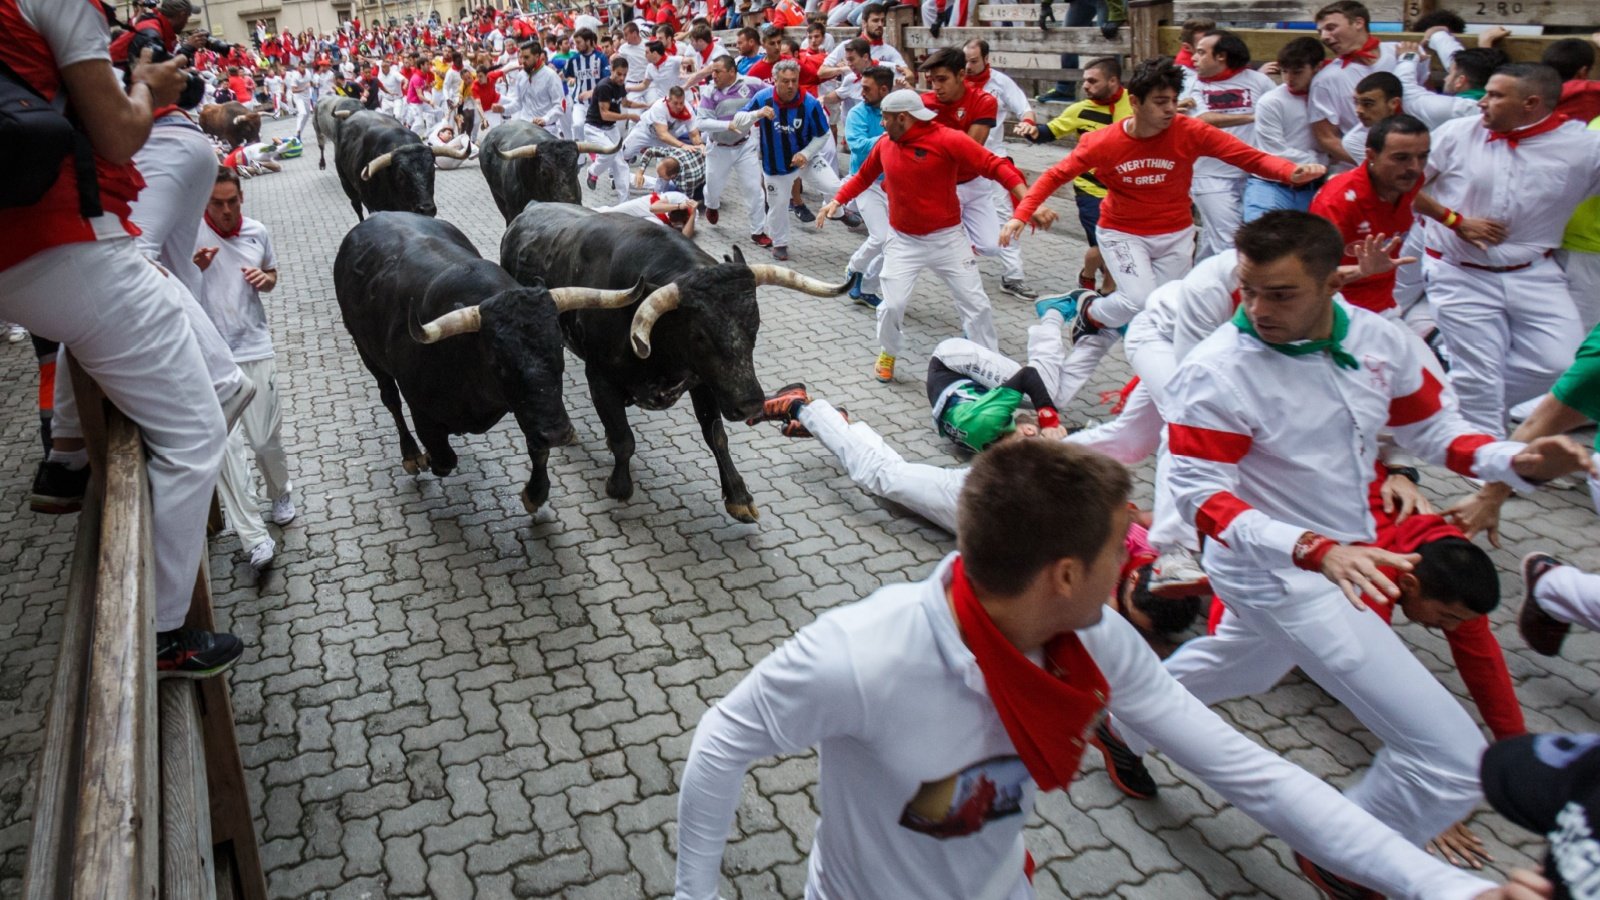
[558,425,580,447]
[521,490,558,523]
[430,462,456,477]
[318,160,326,170]
[726,502,760,524]
[402,452,429,474]
[605,476,634,501]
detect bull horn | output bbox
[572,138,622,155]
[747,264,852,297]
[432,143,471,160]
[233,114,249,125]
[360,150,397,181]
[413,306,482,343]
[627,283,681,359]
[497,144,541,160]
[548,282,643,313]
[334,109,355,119]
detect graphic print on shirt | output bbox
[898,755,1029,839]
[1202,88,1251,111]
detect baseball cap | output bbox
[881,89,936,121]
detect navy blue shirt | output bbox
[740,87,831,177]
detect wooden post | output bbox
[1405,0,1437,29]
[1127,0,1172,64]
[885,3,916,60]
[159,682,215,900]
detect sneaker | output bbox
[790,202,816,223]
[856,291,882,309]
[1294,851,1381,900]
[586,172,598,190]
[772,245,789,261]
[837,210,863,229]
[1069,289,1104,344]
[844,269,864,300]
[705,207,719,225]
[874,351,895,383]
[751,232,773,248]
[249,537,276,572]
[1519,552,1570,656]
[270,492,297,525]
[780,406,846,438]
[1148,548,1209,599]
[1508,394,1543,424]
[1034,292,1081,322]
[1090,722,1157,800]
[746,383,809,425]
[156,627,244,679]
[1000,278,1038,301]
[1034,88,1073,103]
[29,459,89,515]
[5,324,26,343]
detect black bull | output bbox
[478,121,618,222]
[333,212,641,518]
[333,110,469,221]
[500,202,849,523]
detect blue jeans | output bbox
[1075,190,1103,246]
[1242,177,1319,222]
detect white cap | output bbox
[880,89,936,121]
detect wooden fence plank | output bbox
[901,25,1130,53]
[1434,0,1600,26]
[159,681,215,900]
[976,4,1043,21]
[1157,25,1579,64]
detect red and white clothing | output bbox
[1308,39,1426,169]
[969,66,1034,282]
[924,88,1008,263]
[596,190,690,226]
[1533,565,1600,633]
[675,553,1498,900]
[822,35,905,70]
[1181,66,1276,257]
[620,97,695,162]
[1310,163,1422,314]
[501,63,565,133]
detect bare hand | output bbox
[1177,97,1196,111]
[1396,40,1422,57]
[1347,233,1418,280]
[1445,483,1511,548]
[1289,163,1327,185]
[1041,425,1067,440]
[1512,434,1599,482]
[790,152,807,167]
[192,246,220,271]
[533,116,546,125]
[815,200,840,229]
[761,106,777,120]
[131,47,192,108]
[1479,25,1510,47]
[1428,820,1491,869]
[1013,120,1039,139]
[1259,60,1281,76]
[1030,207,1059,231]
[1471,868,1555,900]
[242,266,272,289]
[1380,473,1432,524]
[1320,544,1419,608]
[999,217,1026,247]
[1455,217,1507,249]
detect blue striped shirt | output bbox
[566,50,610,98]
[740,88,831,177]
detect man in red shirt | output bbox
[817,90,1030,383]
[920,47,1011,284]
[1542,37,1600,123]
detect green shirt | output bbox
[1552,322,1600,451]
[938,384,1023,453]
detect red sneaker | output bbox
[746,383,809,426]
[751,232,773,248]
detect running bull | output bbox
[198,101,261,148]
[500,201,848,523]
[335,212,641,519]
[315,94,364,170]
[479,121,619,222]
[333,110,469,220]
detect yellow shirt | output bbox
[1562,116,1600,253]
[1041,89,1134,199]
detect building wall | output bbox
[193,0,465,41]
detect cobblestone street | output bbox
[2,113,1599,899]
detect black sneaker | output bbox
[1294,851,1381,900]
[1000,278,1038,301]
[1519,552,1571,656]
[30,459,90,514]
[1090,722,1157,799]
[1069,290,1104,345]
[772,245,789,261]
[156,628,244,679]
[706,207,719,225]
[790,203,816,224]
[837,210,863,229]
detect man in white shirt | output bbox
[965,38,1041,300]
[639,39,688,107]
[501,41,565,135]
[1181,30,1277,258]
[263,66,285,118]
[821,3,906,70]
[620,87,703,171]
[377,59,405,118]
[674,436,1539,900]
[1245,37,1328,220]
[193,168,293,573]
[287,61,314,138]
[617,20,650,95]
[597,189,698,236]
[1308,0,1425,170]
[694,56,766,236]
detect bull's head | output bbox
[628,261,849,421]
[233,110,262,146]
[361,144,448,216]
[496,136,618,205]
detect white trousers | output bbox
[569,100,589,137]
[478,107,503,134]
[956,177,1003,264]
[0,238,227,630]
[1536,564,1600,632]
[1556,248,1600,332]
[381,95,403,119]
[990,178,1025,281]
[704,140,765,237]
[877,225,995,356]
[1128,565,1485,846]
[404,101,430,135]
[293,94,312,137]
[846,184,889,294]
[1192,179,1245,261]
[763,157,842,248]
[585,123,630,199]
[800,400,964,534]
[1425,254,1583,436]
[216,357,290,553]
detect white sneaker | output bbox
[5,324,26,343]
[1148,548,1210,599]
[270,492,296,525]
[249,537,275,572]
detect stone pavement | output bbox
[1,113,1598,900]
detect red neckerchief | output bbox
[1198,65,1245,83]
[966,66,992,91]
[699,40,717,63]
[1174,46,1193,68]
[773,86,805,110]
[948,556,1111,794]
[1338,35,1380,68]
[1488,113,1569,149]
[1288,84,1310,97]
[667,102,692,120]
[648,192,672,224]
[1100,86,1125,107]
[205,211,241,240]
[527,57,545,71]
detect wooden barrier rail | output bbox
[22,362,265,900]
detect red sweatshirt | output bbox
[1013,114,1298,236]
[834,121,1025,235]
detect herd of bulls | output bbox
[314,104,851,524]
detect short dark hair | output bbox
[737,26,760,41]
[646,40,666,55]
[1085,56,1121,80]
[1367,113,1429,153]
[214,165,242,188]
[689,23,713,43]
[862,64,894,90]
[1410,9,1465,32]
[807,19,825,33]
[1277,36,1327,69]
[668,85,685,99]
[1179,17,1214,44]
[964,37,990,59]
[1315,0,1370,27]
[1495,61,1563,110]
[957,441,1131,597]
[1125,58,1185,100]
[1356,70,1402,100]
[575,27,597,43]
[860,1,886,18]
[713,54,737,71]
[1452,47,1508,90]
[760,25,783,41]
[919,46,966,75]
[780,36,802,55]
[1414,537,1499,615]
[1541,38,1595,82]
[844,37,870,57]
[1203,29,1251,69]
[610,55,630,71]
[1235,211,1346,282]
[519,39,542,54]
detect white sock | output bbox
[1043,309,1065,327]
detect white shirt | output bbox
[1341,122,1368,166]
[1392,51,1479,130]
[502,64,564,124]
[618,39,649,85]
[379,68,404,97]
[287,69,311,94]
[195,216,277,363]
[1309,42,1424,133]
[597,190,689,224]
[1181,67,1277,185]
[264,73,284,97]
[642,53,687,100]
[636,97,694,143]
[972,68,1030,156]
[823,38,904,69]
[1424,114,1600,267]
[674,554,1498,900]
[1251,83,1325,168]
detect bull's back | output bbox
[502,202,709,290]
[335,213,480,361]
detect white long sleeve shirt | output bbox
[1309,43,1427,133]
[1393,52,1478,130]
[1165,302,1533,576]
[973,68,1031,157]
[674,554,1497,900]
[1181,67,1278,187]
[501,65,563,124]
[1423,114,1600,267]
[1252,83,1325,167]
